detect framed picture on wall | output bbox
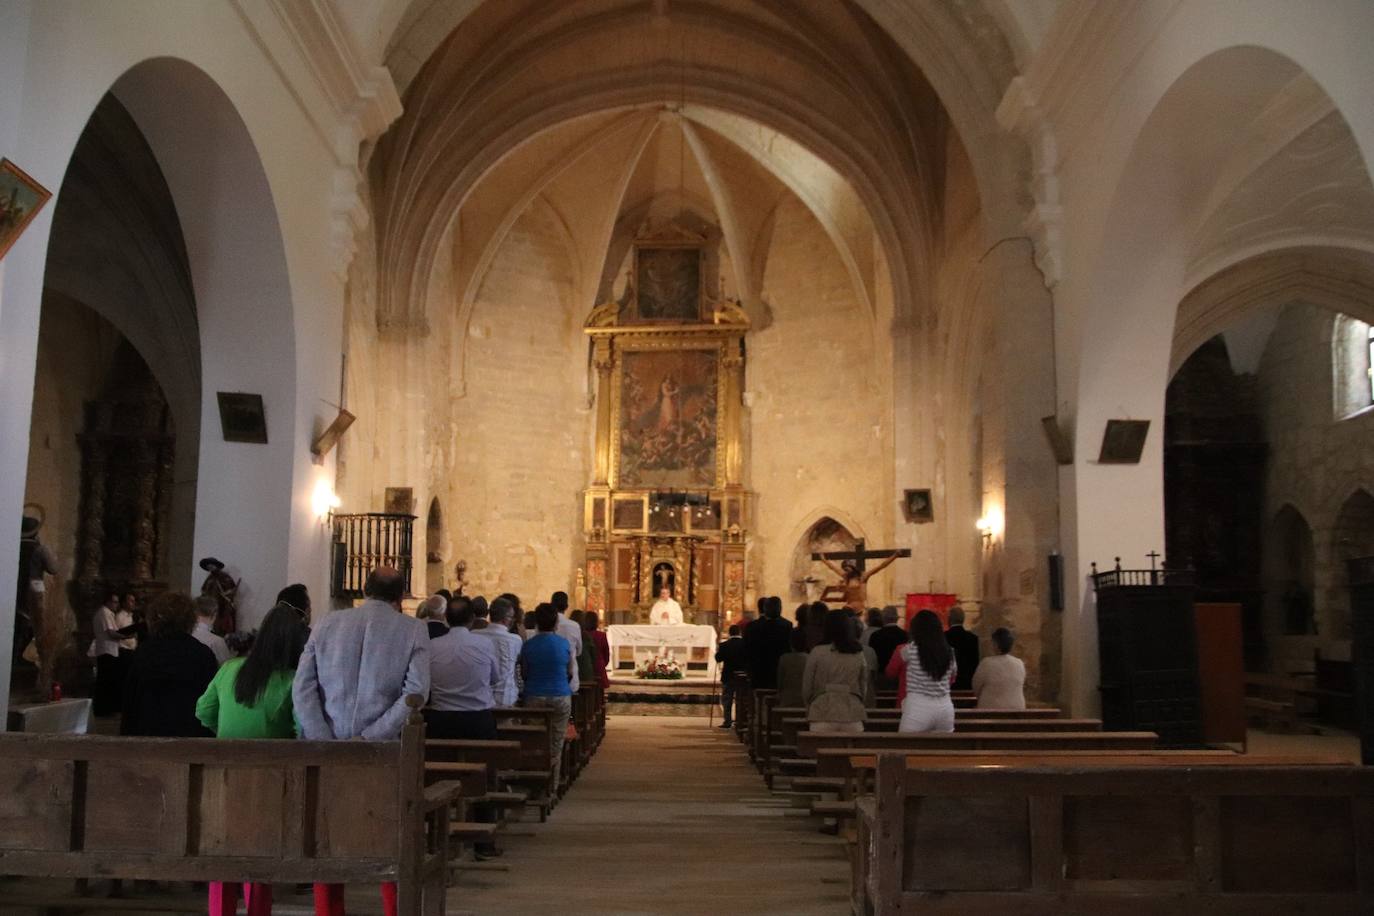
[216,392,268,443]
[903,488,934,523]
[0,159,53,261]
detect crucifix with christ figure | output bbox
[811,539,911,611]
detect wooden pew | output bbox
[853,753,1372,915]
[492,714,556,819]
[780,715,1100,746]
[0,698,456,915]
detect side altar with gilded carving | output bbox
[581,226,752,632]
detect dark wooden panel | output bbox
[84,759,187,855]
[1064,794,1193,880]
[0,758,73,852]
[1194,603,1246,744]
[196,765,289,858]
[1220,795,1356,893]
[905,796,1030,891]
[315,765,399,859]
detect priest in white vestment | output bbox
[650,587,684,625]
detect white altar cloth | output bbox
[606,624,718,679]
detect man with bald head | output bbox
[293,566,431,741]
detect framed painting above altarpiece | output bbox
[614,345,722,489]
[632,245,703,322]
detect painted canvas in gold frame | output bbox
[613,341,724,488]
[632,245,703,322]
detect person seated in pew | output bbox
[972,627,1025,710]
[195,603,308,916]
[121,592,219,738]
[775,627,810,708]
[801,609,872,733]
[890,610,956,733]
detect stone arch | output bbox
[1327,489,1374,640]
[1266,504,1317,639]
[106,58,298,624]
[424,496,444,596]
[784,509,867,604]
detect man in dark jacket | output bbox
[945,606,980,691]
[714,625,748,727]
[868,605,908,689]
[743,596,793,690]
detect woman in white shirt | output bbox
[88,588,136,715]
[972,627,1026,710]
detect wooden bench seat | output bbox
[0,696,453,915]
[795,729,1156,760]
[853,754,1372,914]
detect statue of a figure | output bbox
[818,555,900,613]
[199,557,239,635]
[453,559,469,596]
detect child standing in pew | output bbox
[195,602,308,916]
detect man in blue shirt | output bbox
[519,603,576,790]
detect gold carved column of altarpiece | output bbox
[581,231,751,627]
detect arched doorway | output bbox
[788,516,859,605]
[424,497,444,596]
[1329,489,1374,640]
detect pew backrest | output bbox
[855,755,1373,915]
[796,729,1158,758]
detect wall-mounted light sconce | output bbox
[311,478,341,522]
[976,516,993,545]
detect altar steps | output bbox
[607,678,720,717]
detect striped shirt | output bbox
[900,644,957,700]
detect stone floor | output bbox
[449,715,851,915]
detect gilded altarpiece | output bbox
[582,232,751,626]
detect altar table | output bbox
[606,624,718,679]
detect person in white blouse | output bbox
[88,587,135,715]
[650,587,683,625]
[971,627,1026,710]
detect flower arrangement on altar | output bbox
[635,651,684,680]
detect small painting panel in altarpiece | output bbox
[612,498,645,531]
[618,349,718,488]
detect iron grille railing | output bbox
[331,512,416,598]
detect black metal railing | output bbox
[331,513,416,598]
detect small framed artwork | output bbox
[0,159,53,261]
[216,392,268,443]
[903,488,934,523]
[1098,419,1151,464]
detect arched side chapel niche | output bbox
[1328,489,1374,641]
[1266,504,1316,640]
[788,516,860,605]
[424,497,444,596]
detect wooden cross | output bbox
[811,539,911,575]
[1146,550,1161,571]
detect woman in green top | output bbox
[196,604,307,916]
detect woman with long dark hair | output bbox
[800,609,871,733]
[893,609,956,733]
[195,603,308,916]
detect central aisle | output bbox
[451,716,851,915]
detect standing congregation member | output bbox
[475,596,523,706]
[425,599,500,739]
[293,567,430,916]
[418,594,449,639]
[868,605,907,690]
[860,607,883,646]
[891,610,956,733]
[550,591,583,692]
[192,596,232,665]
[743,596,792,689]
[275,583,312,622]
[714,625,748,728]
[774,628,810,708]
[520,602,575,790]
[582,611,610,690]
[121,593,218,737]
[196,604,308,916]
[944,606,980,691]
[972,627,1026,710]
[801,609,871,733]
[89,587,134,716]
